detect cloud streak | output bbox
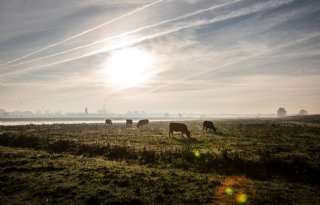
[0,0,164,67]
[0,0,296,77]
[0,0,240,70]
[1,0,319,114]
[147,32,320,93]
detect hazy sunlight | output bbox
[104,47,153,87]
[1,1,319,204]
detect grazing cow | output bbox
[137,119,149,128]
[169,122,190,138]
[203,121,216,133]
[126,119,133,127]
[105,119,113,126]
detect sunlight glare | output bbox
[104,47,153,87]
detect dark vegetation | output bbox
[0,116,319,204]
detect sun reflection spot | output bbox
[194,150,201,158]
[215,175,255,205]
[225,187,233,196]
[236,193,248,204]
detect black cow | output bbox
[137,119,149,128]
[126,119,133,127]
[203,121,216,133]
[105,119,113,126]
[169,122,190,138]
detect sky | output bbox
[0,0,319,114]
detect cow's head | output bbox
[186,130,191,138]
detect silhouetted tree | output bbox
[85,107,88,115]
[299,109,308,116]
[277,107,287,117]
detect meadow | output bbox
[0,116,319,204]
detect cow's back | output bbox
[137,119,149,127]
[203,121,214,128]
[169,122,190,137]
[126,119,132,125]
[170,122,187,131]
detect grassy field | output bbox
[0,116,319,204]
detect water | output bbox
[0,118,191,126]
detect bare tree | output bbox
[299,109,308,116]
[277,107,287,117]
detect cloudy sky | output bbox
[0,0,319,114]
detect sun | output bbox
[104,47,153,87]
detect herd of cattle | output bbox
[105,119,216,138]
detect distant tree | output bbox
[277,107,287,117]
[85,107,88,115]
[164,113,170,118]
[299,109,308,116]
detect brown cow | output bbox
[203,121,216,133]
[137,119,149,128]
[126,119,133,127]
[105,119,112,126]
[169,122,190,138]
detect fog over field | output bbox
[0,0,319,114]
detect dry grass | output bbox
[0,117,319,204]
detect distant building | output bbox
[85,107,88,115]
[299,109,308,116]
[277,107,287,117]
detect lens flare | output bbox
[215,176,255,205]
[194,150,201,158]
[225,187,233,196]
[236,193,248,204]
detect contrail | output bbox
[2,0,242,70]
[0,0,295,76]
[72,33,320,100]
[1,0,164,66]
[148,34,318,93]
